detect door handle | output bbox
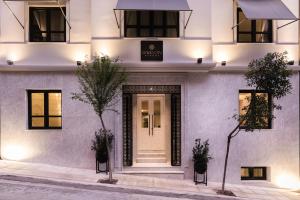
[148,114,151,136]
[152,114,154,136]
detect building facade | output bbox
[0,0,299,187]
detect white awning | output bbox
[2,0,71,30]
[238,0,297,20]
[115,0,191,11]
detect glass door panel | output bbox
[141,100,149,128]
[153,100,161,128]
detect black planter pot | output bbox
[96,151,108,164]
[194,160,207,174]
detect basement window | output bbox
[241,167,267,180]
[29,7,66,42]
[28,90,62,129]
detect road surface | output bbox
[0,176,238,200]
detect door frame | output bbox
[122,85,181,167]
[133,94,170,167]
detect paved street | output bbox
[0,161,299,200]
[0,178,236,200]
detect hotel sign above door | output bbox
[141,41,163,61]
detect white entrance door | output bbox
[134,94,170,166]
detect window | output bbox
[241,167,267,180]
[29,7,66,42]
[124,11,179,37]
[239,90,272,129]
[28,90,62,129]
[237,8,273,43]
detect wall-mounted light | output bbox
[287,60,294,65]
[76,61,82,66]
[197,58,203,64]
[221,61,226,66]
[7,60,14,65]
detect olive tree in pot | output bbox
[219,52,292,196]
[193,139,212,185]
[72,56,127,184]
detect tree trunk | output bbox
[221,124,240,192]
[99,115,113,182]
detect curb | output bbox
[0,174,242,200]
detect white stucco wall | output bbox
[185,72,299,183]
[0,71,298,185]
[0,72,116,169]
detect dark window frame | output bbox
[29,7,66,42]
[124,11,180,38]
[239,90,272,129]
[237,8,273,43]
[28,90,62,130]
[241,167,267,180]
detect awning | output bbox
[2,0,71,30]
[115,0,191,11]
[238,0,297,20]
[114,0,192,30]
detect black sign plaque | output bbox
[141,41,163,61]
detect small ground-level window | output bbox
[29,7,66,42]
[241,167,267,180]
[28,90,62,129]
[239,90,272,129]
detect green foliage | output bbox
[193,139,212,174]
[246,52,292,99]
[72,56,127,117]
[91,129,114,163]
[239,52,292,132]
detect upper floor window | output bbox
[28,90,62,129]
[239,90,272,129]
[29,7,66,42]
[124,11,179,38]
[237,8,273,43]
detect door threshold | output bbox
[132,163,172,168]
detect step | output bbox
[136,157,167,163]
[121,167,185,180]
[137,152,166,158]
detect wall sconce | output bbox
[197,58,203,64]
[7,60,14,65]
[221,61,226,66]
[76,61,82,66]
[287,60,294,65]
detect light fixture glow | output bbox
[2,144,29,161]
[74,52,88,64]
[275,173,300,190]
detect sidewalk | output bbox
[0,160,299,200]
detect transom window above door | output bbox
[237,8,273,43]
[124,11,179,37]
[29,7,66,42]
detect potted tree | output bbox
[193,139,212,185]
[219,52,292,195]
[91,129,113,173]
[72,56,127,184]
